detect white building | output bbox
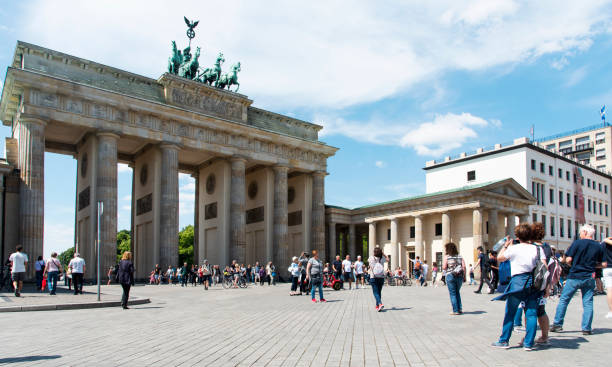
[424,137,612,250]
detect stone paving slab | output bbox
[0,282,610,366]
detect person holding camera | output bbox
[442,242,465,315]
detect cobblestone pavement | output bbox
[0,282,610,366]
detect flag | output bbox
[601,105,606,121]
[529,125,534,137]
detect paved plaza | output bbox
[1,282,610,366]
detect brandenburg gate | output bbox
[0,40,337,280]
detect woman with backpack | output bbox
[368,247,388,312]
[491,223,547,351]
[442,242,466,315]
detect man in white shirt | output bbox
[421,261,429,286]
[69,252,86,295]
[342,255,353,290]
[9,245,28,297]
[354,256,365,289]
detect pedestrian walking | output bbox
[9,245,28,297]
[43,252,62,295]
[602,237,612,319]
[107,266,114,285]
[202,260,211,290]
[354,256,365,289]
[431,262,438,287]
[551,224,606,335]
[421,261,429,286]
[306,250,326,303]
[474,246,493,294]
[298,253,309,294]
[68,252,86,295]
[491,223,546,351]
[332,255,342,285]
[35,255,45,291]
[368,247,388,311]
[468,264,475,285]
[442,242,465,315]
[117,251,134,309]
[289,256,300,295]
[180,263,188,287]
[342,255,353,290]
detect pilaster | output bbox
[230,156,247,263]
[159,143,179,267]
[273,165,289,271]
[96,132,119,274]
[311,171,326,259]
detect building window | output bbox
[410,226,415,238]
[435,223,442,236]
[594,225,598,240]
[546,143,556,150]
[559,190,563,206]
[581,177,584,186]
[467,170,476,181]
[387,229,391,241]
[540,162,545,173]
[567,219,572,239]
[600,202,603,215]
[592,180,596,189]
[607,227,610,238]
[531,159,536,170]
[596,132,605,144]
[549,165,553,176]
[573,173,577,183]
[566,193,571,208]
[605,185,608,194]
[606,204,608,217]
[549,188,554,204]
[532,213,537,223]
[550,216,555,237]
[588,199,591,212]
[599,183,602,192]
[575,221,579,239]
[542,215,547,235]
[558,168,562,178]
[566,171,570,181]
[574,194,578,209]
[587,178,591,187]
[596,148,606,161]
[560,219,564,238]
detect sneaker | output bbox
[474,291,481,294]
[605,312,612,319]
[514,326,525,333]
[550,325,563,332]
[311,298,317,303]
[375,305,380,311]
[378,304,384,312]
[523,345,535,351]
[320,299,327,303]
[582,330,592,335]
[490,341,510,349]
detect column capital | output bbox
[159,142,180,151]
[96,131,120,140]
[230,155,248,163]
[19,115,48,126]
[272,165,290,173]
[312,170,327,177]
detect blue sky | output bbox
[1,1,612,257]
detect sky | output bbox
[1,0,612,257]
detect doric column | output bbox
[193,173,200,263]
[442,212,451,249]
[311,171,326,256]
[473,208,483,251]
[96,132,119,273]
[368,222,376,258]
[488,209,498,251]
[414,215,423,259]
[329,222,337,259]
[159,144,179,267]
[230,156,246,263]
[505,214,514,238]
[519,214,529,223]
[390,218,398,269]
[273,165,289,269]
[348,223,356,257]
[17,117,46,279]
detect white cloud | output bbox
[121,205,131,211]
[118,163,131,173]
[375,161,386,168]
[565,66,588,87]
[319,112,491,156]
[19,0,612,110]
[43,221,74,258]
[121,195,131,201]
[180,182,195,193]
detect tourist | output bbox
[474,246,493,294]
[35,255,45,291]
[246,264,252,284]
[289,256,300,295]
[9,245,28,297]
[421,260,429,286]
[149,270,155,285]
[299,252,309,294]
[154,264,162,284]
[43,252,62,295]
[332,255,342,284]
[411,256,422,285]
[602,237,612,319]
[69,252,86,295]
[342,255,353,290]
[107,266,114,286]
[213,265,220,286]
[530,222,553,344]
[233,263,241,288]
[431,262,438,287]
[468,264,475,285]
[368,247,388,311]
[166,265,174,285]
[491,223,545,351]
[551,224,606,335]
[354,255,364,289]
[489,252,499,292]
[442,242,465,315]
[117,251,134,309]
[306,249,326,303]
[202,260,211,290]
[259,265,267,286]
[253,262,261,285]
[180,263,188,287]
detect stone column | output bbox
[230,156,246,263]
[519,214,529,223]
[17,118,46,279]
[96,132,119,274]
[368,222,376,258]
[505,214,514,238]
[390,218,398,269]
[414,215,423,259]
[193,173,200,263]
[311,171,326,257]
[329,222,336,259]
[273,165,289,269]
[473,208,483,251]
[488,209,498,251]
[442,212,451,251]
[159,144,179,267]
[348,223,356,257]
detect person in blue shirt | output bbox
[551,224,607,335]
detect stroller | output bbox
[323,273,343,291]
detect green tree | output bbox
[58,247,75,269]
[179,225,194,266]
[117,229,131,263]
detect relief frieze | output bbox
[171,88,242,121]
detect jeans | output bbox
[311,277,323,300]
[446,273,463,312]
[299,271,308,293]
[370,277,384,306]
[47,271,59,294]
[476,268,493,292]
[514,304,524,326]
[291,276,299,292]
[498,280,539,348]
[72,273,84,294]
[553,277,595,331]
[121,283,131,307]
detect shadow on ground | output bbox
[0,355,61,363]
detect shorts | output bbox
[536,297,547,317]
[343,272,353,281]
[355,273,363,280]
[595,268,603,278]
[11,272,25,282]
[603,268,612,288]
[202,275,211,282]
